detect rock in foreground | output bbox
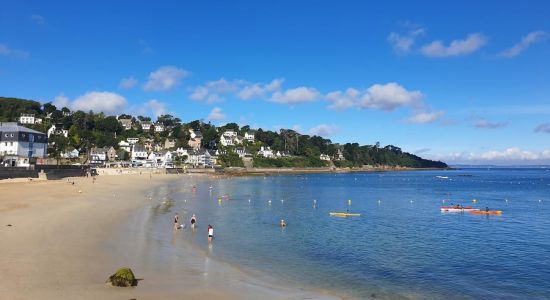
[106,267,138,287]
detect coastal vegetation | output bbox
[0,96,447,168]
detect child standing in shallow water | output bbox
[190,214,197,229]
[207,224,213,242]
[174,213,179,230]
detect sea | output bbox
[130,167,550,299]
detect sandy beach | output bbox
[0,173,340,300]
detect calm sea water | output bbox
[146,168,550,299]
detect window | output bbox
[10,142,13,146]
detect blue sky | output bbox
[1,0,549,164]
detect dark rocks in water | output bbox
[106,267,138,287]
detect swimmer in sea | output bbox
[280,219,287,227]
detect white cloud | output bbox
[71,91,127,114]
[535,123,550,133]
[360,82,423,111]
[388,28,425,54]
[143,66,190,91]
[499,31,547,58]
[119,76,138,89]
[0,43,29,58]
[237,78,284,100]
[271,87,319,104]
[308,124,340,137]
[144,99,166,117]
[207,107,226,121]
[326,88,359,111]
[30,14,45,25]
[388,33,416,54]
[265,78,284,92]
[421,33,487,57]
[407,111,445,124]
[206,78,241,94]
[474,118,508,129]
[190,86,209,101]
[53,94,70,108]
[431,147,550,165]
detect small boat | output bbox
[436,176,449,179]
[470,210,502,215]
[330,212,361,217]
[440,206,479,213]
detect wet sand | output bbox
[0,173,340,299]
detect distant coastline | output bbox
[219,166,451,176]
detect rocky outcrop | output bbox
[106,267,138,287]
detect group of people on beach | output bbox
[174,212,214,242]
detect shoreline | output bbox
[221,166,451,176]
[0,172,343,299]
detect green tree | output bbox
[48,134,69,165]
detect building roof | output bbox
[0,122,46,135]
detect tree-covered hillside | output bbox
[0,96,448,168]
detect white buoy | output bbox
[184,199,187,203]
[248,199,251,203]
[410,200,414,203]
[281,199,284,203]
[78,190,82,193]
[378,200,381,204]
[268,200,272,205]
[539,199,542,203]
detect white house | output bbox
[19,113,42,125]
[234,147,250,158]
[0,122,48,167]
[90,148,107,165]
[257,146,274,158]
[223,130,237,138]
[141,121,152,131]
[220,134,234,146]
[335,148,345,160]
[185,149,214,167]
[320,154,331,161]
[244,131,255,142]
[47,125,69,138]
[118,118,133,130]
[154,123,165,132]
[127,137,139,144]
[119,140,131,152]
[62,149,80,159]
[131,144,148,161]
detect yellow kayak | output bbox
[329,212,361,217]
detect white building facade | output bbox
[0,122,48,166]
